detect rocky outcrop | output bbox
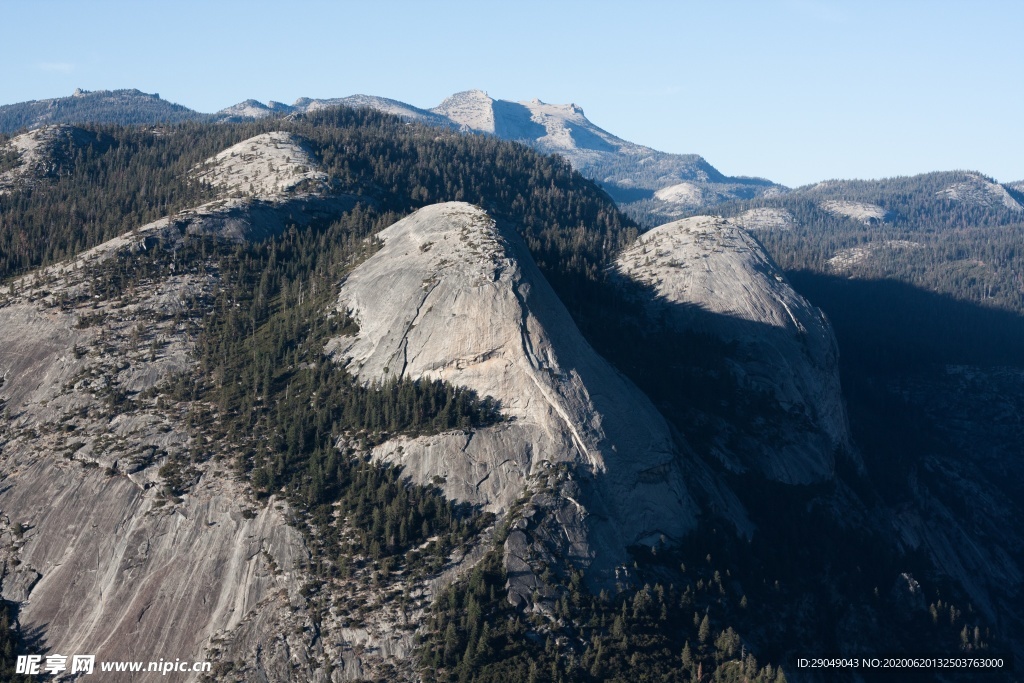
[616,216,852,484]
[191,131,328,198]
[214,99,295,122]
[827,239,923,273]
[819,199,891,224]
[0,245,320,681]
[1,464,313,677]
[329,202,714,586]
[937,173,1024,211]
[732,207,797,232]
[0,132,374,681]
[0,125,109,194]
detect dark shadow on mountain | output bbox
[2,600,48,658]
[782,272,1024,518]
[781,270,1024,636]
[785,270,1024,373]
[577,270,844,483]
[1005,183,1024,206]
[597,182,655,204]
[491,100,548,142]
[564,122,616,153]
[560,264,1024,658]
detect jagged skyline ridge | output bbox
[1,0,1022,186]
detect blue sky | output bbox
[1,0,1021,187]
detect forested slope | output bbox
[0,109,1016,681]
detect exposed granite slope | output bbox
[0,256,320,682]
[937,172,1023,211]
[616,215,852,484]
[0,133,370,681]
[0,125,105,194]
[191,131,328,198]
[328,202,727,587]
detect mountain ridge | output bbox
[6,88,1021,224]
[0,88,782,213]
[1,96,1021,679]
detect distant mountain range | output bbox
[0,88,782,216]
[2,88,1022,227]
[0,88,200,132]
[2,88,1023,678]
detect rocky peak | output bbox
[0,88,203,134]
[0,124,104,193]
[328,202,723,586]
[191,131,327,198]
[430,90,497,133]
[214,98,285,121]
[938,172,1024,211]
[616,215,853,484]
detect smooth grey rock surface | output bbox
[330,202,702,581]
[0,136,373,681]
[0,269,317,682]
[938,172,1023,211]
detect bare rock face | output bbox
[1,462,312,676]
[0,247,322,681]
[616,216,853,484]
[827,239,923,273]
[652,182,723,210]
[191,131,328,198]
[732,207,797,232]
[329,202,704,584]
[0,125,107,194]
[937,173,1024,211]
[424,91,781,212]
[0,132,425,682]
[819,199,891,224]
[180,131,358,242]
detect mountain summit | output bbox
[213,89,784,214]
[0,88,782,217]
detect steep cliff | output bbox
[328,203,745,593]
